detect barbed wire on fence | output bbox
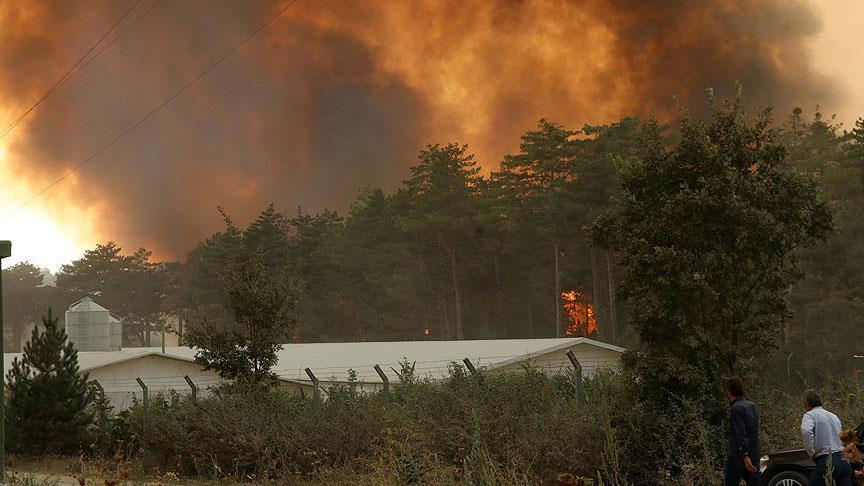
[86,358,610,388]
[87,357,608,394]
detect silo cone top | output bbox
[67,297,111,313]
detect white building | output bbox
[259,337,625,394]
[3,337,624,410]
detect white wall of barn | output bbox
[87,354,225,411]
[75,340,623,409]
[490,344,622,376]
[293,343,624,397]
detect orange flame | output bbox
[562,290,596,337]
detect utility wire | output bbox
[6,0,300,217]
[0,0,143,142]
[66,0,165,81]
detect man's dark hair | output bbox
[802,389,823,408]
[727,377,744,398]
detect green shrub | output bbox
[126,366,863,485]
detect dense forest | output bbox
[3,105,863,386]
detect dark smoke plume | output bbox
[0,0,838,258]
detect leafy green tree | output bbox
[5,310,94,455]
[167,209,244,335]
[182,206,295,383]
[595,92,831,420]
[185,257,293,384]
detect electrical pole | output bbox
[0,240,12,484]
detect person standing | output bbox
[724,377,761,486]
[801,389,853,486]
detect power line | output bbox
[6,0,300,217]
[0,0,144,142]
[66,0,165,82]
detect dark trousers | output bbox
[724,457,761,486]
[810,452,853,486]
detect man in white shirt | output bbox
[801,389,853,486]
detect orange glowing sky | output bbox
[0,0,862,270]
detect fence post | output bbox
[184,375,198,402]
[463,358,484,385]
[566,350,583,403]
[136,377,149,423]
[305,367,320,402]
[373,365,389,404]
[92,380,109,451]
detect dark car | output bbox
[760,424,863,486]
[760,447,814,486]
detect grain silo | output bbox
[65,297,123,352]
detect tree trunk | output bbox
[14,321,22,352]
[605,251,617,342]
[554,242,562,338]
[145,320,151,347]
[590,246,604,340]
[493,251,506,338]
[442,285,452,340]
[449,247,464,340]
[483,301,490,339]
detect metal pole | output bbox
[136,378,149,423]
[566,350,583,403]
[373,365,389,404]
[1,240,12,484]
[184,375,197,402]
[304,368,320,402]
[463,358,484,386]
[92,381,108,452]
[463,358,478,376]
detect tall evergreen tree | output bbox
[778,110,864,384]
[2,262,44,352]
[57,242,167,346]
[494,120,583,337]
[401,143,484,340]
[6,310,93,455]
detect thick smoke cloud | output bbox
[0,0,838,259]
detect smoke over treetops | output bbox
[0,0,840,260]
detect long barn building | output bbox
[3,337,624,410]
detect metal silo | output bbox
[65,297,122,352]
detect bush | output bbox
[127,367,620,482]
[124,366,864,485]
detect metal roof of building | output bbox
[3,337,624,385]
[67,297,111,313]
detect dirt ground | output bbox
[6,455,180,485]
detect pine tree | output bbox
[5,309,94,455]
[401,143,484,340]
[494,120,583,338]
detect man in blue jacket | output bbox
[724,377,760,486]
